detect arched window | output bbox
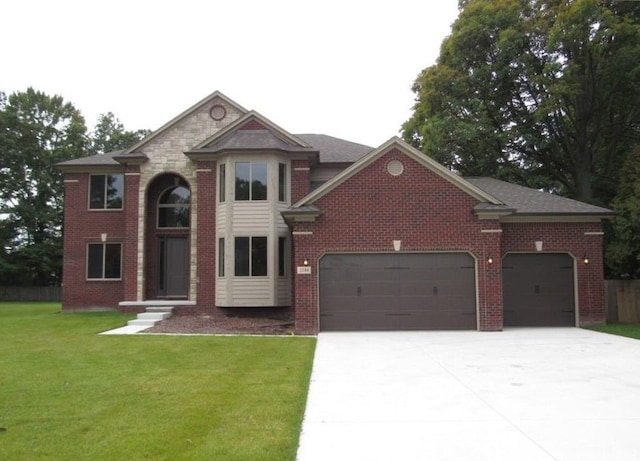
[158,186,190,228]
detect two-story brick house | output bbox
[58,91,612,334]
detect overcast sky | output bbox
[2,1,459,147]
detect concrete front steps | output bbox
[101,306,174,335]
[127,306,174,328]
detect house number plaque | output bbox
[297,266,312,275]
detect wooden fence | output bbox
[0,286,62,302]
[605,280,640,324]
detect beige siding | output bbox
[230,278,272,306]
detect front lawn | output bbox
[587,323,640,340]
[0,303,316,461]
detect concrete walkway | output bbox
[297,329,640,461]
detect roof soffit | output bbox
[292,137,502,208]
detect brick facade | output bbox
[289,148,606,334]
[59,91,608,334]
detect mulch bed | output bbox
[143,314,296,335]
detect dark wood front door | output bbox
[158,237,189,298]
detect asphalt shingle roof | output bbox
[295,134,373,163]
[466,177,613,215]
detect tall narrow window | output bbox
[87,243,122,279]
[234,237,267,276]
[235,162,267,201]
[278,163,287,202]
[278,237,287,277]
[158,186,190,228]
[218,238,225,277]
[89,174,124,209]
[219,163,226,202]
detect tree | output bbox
[0,88,88,285]
[606,145,640,278]
[403,0,640,205]
[90,112,151,154]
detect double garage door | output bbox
[319,253,477,331]
[319,252,576,331]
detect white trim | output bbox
[294,167,311,171]
[480,229,503,233]
[124,172,140,176]
[584,231,604,236]
[64,179,79,183]
[292,231,313,235]
[196,169,212,173]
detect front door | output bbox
[158,237,189,297]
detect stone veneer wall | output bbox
[134,99,244,301]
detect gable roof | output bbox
[466,177,613,216]
[122,91,247,154]
[293,137,501,208]
[184,111,318,159]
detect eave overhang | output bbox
[184,147,319,162]
[113,152,149,166]
[281,205,322,224]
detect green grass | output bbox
[0,303,316,461]
[587,323,640,340]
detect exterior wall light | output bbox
[101,233,107,242]
[487,256,493,264]
[303,259,309,266]
[583,254,589,264]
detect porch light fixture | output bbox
[583,254,589,264]
[101,233,107,242]
[487,256,493,264]
[393,240,401,252]
[303,259,309,266]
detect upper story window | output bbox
[219,163,226,202]
[158,186,190,228]
[235,162,267,201]
[278,163,287,202]
[89,174,123,209]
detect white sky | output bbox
[2,0,459,147]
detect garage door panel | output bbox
[503,253,575,327]
[320,253,477,331]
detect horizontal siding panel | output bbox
[232,204,271,230]
[277,278,292,306]
[215,278,227,305]
[231,278,272,306]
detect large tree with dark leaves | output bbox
[0,88,88,285]
[403,0,640,205]
[90,112,151,154]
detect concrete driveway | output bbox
[296,329,640,461]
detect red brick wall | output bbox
[290,148,606,334]
[196,162,217,308]
[291,148,505,333]
[291,159,311,204]
[502,222,605,326]
[123,168,140,301]
[62,172,126,310]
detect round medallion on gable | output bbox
[209,104,226,121]
[386,160,404,176]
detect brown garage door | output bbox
[319,253,476,331]
[502,253,575,327]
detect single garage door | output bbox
[502,253,575,327]
[319,253,476,331]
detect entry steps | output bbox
[127,306,174,328]
[100,306,174,335]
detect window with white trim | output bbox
[87,243,122,280]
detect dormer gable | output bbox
[184,111,319,162]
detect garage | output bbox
[502,253,575,327]
[319,253,476,331]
